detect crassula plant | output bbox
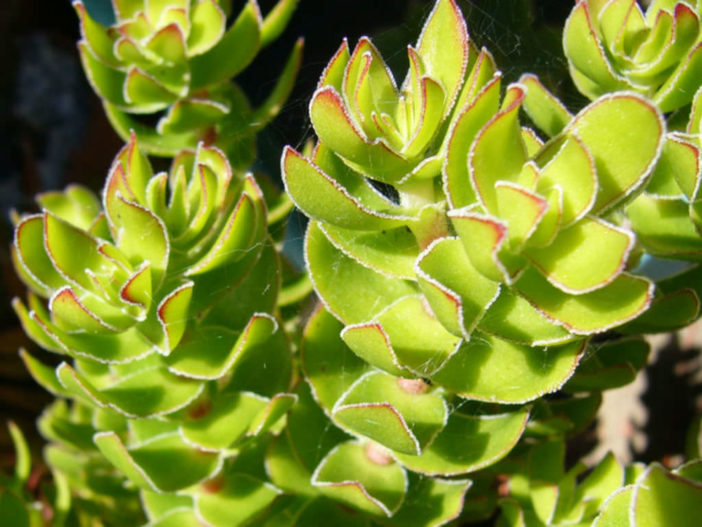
[5,0,702,525]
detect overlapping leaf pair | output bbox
[11,136,294,525]
[76,0,302,164]
[564,0,702,112]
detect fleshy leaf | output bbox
[415,236,500,338]
[525,217,633,294]
[514,268,653,334]
[395,409,529,476]
[306,221,418,324]
[312,441,407,517]
[569,93,664,213]
[333,371,448,455]
[94,431,220,492]
[180,392,268,450]
[195,472,281,527]
[190,0,261,88]
[433,333,585,403]
[165,313,277,379]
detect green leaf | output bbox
[19,349,66,396]
[124,68,179,109]
[647,134,699,199]
[305,221,417,324]
[333,371,448,455]
[563,2,628,96]
[627,195,702,260]
[190,0,261,89]
[187,0,227,56]
[592,486,633,527]
[415,0,469,107]
[390,473,471,527]
[301,307,371,412]
[496,182,548,249]
[57,362,204,417]
[195,472,281,527]
[416,236,500,338]
[0,490,29,527]
[469,85,527,213]
[631,464,702,527]
[655,43,702,112]
[94,431,220,492]
[525,217,634,294]
[321,223,418,279]
[569,93,664,214]
[248,393,297,435]
[575,453,624,518]
[443,74,502,208]
[78,41,130,107]
[619,288,700,334]
[309,87,411,182]
[519,74,572,137]
[260,0,298,48]
[286,383,350,473]
[282,147,412,230]
[478,289,572,346]
[395,408,529,476]
[534,135,597,227]
[36,184,101,231]
[185,192,258,275]
[180,392,268,450]
[158,98,229,135]
[432,333,584,403]
[110,197,169,285]
[514,268,653,334]
[165,313,277,379]
[312,441,407,517]
[13,215,66,295]
[449,208,509,283]
[344,295,461,377]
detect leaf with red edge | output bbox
[312,441,407,517]
[514,267,653,334]
[157,281,193,354]
[309,87,411,182]
[468,85,527,213]
[415,0,469,109]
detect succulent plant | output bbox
[76,0,302,164]
[283,0,664,407]
[564,0,702,112]
[274,0,665,522]
[11,136,294,525]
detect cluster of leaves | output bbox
[4,0,702,525]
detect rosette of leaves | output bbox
[12,137,295,525]
[76,0,302,164]
[563,0,702,112]
[283,3,664,422]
